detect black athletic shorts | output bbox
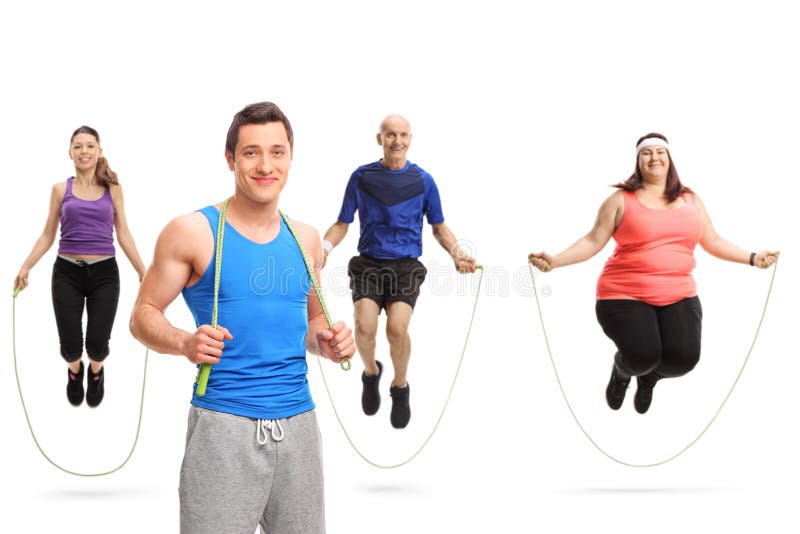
[347,254,427,310]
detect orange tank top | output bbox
[596,190,702,306]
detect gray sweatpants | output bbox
[179,406,325,534]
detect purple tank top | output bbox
[58,177,116,255]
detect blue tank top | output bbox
[58,177,116,255]
[182,206,314,419]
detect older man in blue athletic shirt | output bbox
[322,114,476,429]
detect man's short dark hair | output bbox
[225,102,294,158]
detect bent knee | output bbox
[86,345,109,362]
[616,349,660,376]
[385,324,410,345]
[658,349,701,378]
[355,319,378,340]
[61,351,82,363]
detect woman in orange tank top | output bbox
[529,133,777,414]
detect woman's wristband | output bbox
[749,252,756,266]
[323,240,334,254]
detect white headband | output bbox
[636,138,670,153]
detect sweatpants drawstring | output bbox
[257,419,284,444]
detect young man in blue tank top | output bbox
[322,115,476,429]
[131,102,355,534]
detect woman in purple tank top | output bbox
[14,126,146,407]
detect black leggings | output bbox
[595,296,702,380]
[51,256,120,363]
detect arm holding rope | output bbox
[431,222,477,273]
[130,214,232,363]
[14,183,63,293]
[529,190,622,272]
[693,193,778,269]
[296,220,356,363]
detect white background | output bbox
[1,1,797,532]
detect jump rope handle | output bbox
[527,253,551,271]
[762,250,781,268]
[196,363,211,396]
[320,304,352,372]
[13,287,21,298]
[314,281,352,372]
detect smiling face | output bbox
[69,133,102,173]
[377,115,412,169]
[225,121,292,206]
[637,144,670,181]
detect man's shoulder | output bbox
[407,162,435,181]
[281,214,309,231]
[150,210,213,265]
[280,215,321,261]
[161,210,212,242]
[281,214,320,239]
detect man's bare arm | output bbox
[130,213,231,363]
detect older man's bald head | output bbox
[379,114,411,133]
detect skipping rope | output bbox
[527,256,780,467]
[279,207,485,469]
[12,287,149,476]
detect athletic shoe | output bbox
[67,361,85,406]
[605,365,630,410]
[86,365,105,408]
[634,374,658,414]
[361,360,383,416]
[390,383,411,429]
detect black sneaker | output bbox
[605,365,630,410]
[390,383,411,429]
[634,374,658,414]
[86,365,105,408]
[361,360,383,416]
[67,361,85,406]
